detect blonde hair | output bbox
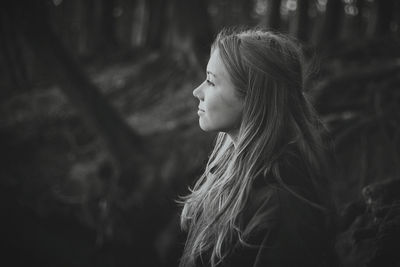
[180,28,333,267]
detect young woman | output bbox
[180,28,337,267]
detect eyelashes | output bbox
[206,80,215,86]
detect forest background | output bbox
[1,0,400,266]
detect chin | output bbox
[199,120,213,132]
[199,123,211,132]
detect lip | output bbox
[197,109,205,115]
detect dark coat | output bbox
[196,156,337,267]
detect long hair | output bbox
[180,28,335,267]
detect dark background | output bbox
[1,0,400,266]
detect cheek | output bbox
[204,94,225,121]
[202,94,243,131]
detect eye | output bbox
[206,79,215,86]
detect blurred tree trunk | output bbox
[342,0,365,39]
[291,0,309,42]
[129,0,148,47]
[396,1,400,36]
[101,0,118,48]
[49,0,115,57]
[240,0,255,26]
[167,0,214,68]
[217,0,255,27]
[145,0,167,50]
[317,0,343,48]
[115,0,137,49]
[84,0,106,55]
[265,0,281,30]
[355,0,365,34]
[373,0,395,36]
[73,0,90,56]
[0,10,30,91]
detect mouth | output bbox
[198,107,205,112]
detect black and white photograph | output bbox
[1,0,400,266]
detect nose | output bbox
[193,82,204,100]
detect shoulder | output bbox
[242,182,325,238]
[225,185,331,267]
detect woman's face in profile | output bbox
[193,48,244,134]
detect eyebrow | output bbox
[207,71,216,77]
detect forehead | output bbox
[207,48,229,79]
